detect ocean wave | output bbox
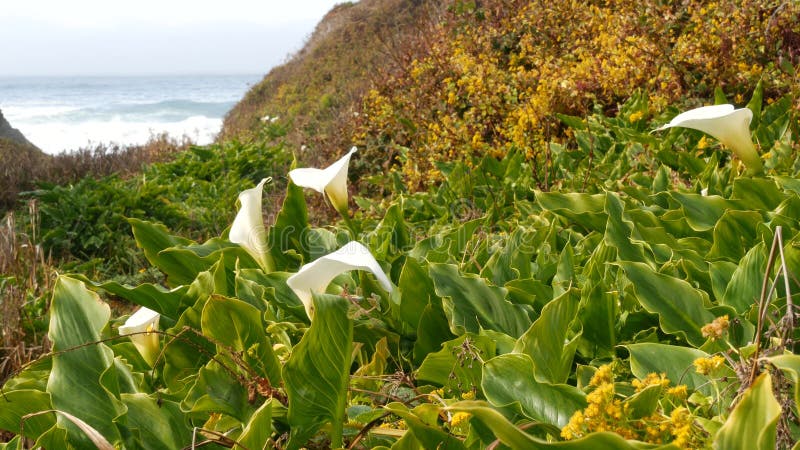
[17,115,223,154]
[9,99,235,124]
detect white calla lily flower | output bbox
[118,307,160,366]
[229,178,273,270]
[288,147,357,214]
[657,104,763,175]
[286,241,393,320]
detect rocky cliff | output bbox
[0,109,36,148]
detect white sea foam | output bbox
[16,115,223,154]
[0,74,260,154]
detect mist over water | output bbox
[0,74,261,154]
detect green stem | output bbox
[331,331,351,450]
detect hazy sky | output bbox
[0,0,346,76]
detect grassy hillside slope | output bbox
[220,0,443,164]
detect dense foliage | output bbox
[357,0,800,188]
[1,86,800,448]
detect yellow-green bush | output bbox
[357,0,799,189]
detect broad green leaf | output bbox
[267,177,309,271]
[481,228,536,285]
[514,290,581,384]
[668,193,740,232]
[162,271,216,395]
[707,210,763,261]
[627,343,711,395]
[730,177,784,211]
[618,262,715,346]
[413,303,455,364]
[721,243,766,313]
[0,390,55,439]
[604,193,650,265]
[353,337,391,393]
[398,258,435,332]
[75,275,189,320]
[370,200,411,262]
[624,385,662,419]
[237,400,273,450]
[47,277,124,448]
[482,354,585,428]
[385,403,467,450]
[714,373,780,450]
[129,218,192,279]
[536,192,607,232]
[122,393,192,450]
[429,263,531,338]
[709,261,737,302]
[202,295,282,384]
[284,293,353,449]
[183,359,253,421]
[768,354,800,410]
[416,334,495,392]
[579,277,617,357]
[238,269,308,322]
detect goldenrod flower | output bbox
[701,315,730,340]
[693,355,726,376]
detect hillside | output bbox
[224,0,799,190]
[0,109,36,148]
[220,0,442,164]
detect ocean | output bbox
[0,74,262,154]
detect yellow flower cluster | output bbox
[356,0,798,189]
[701,315,730,340]
[693,355,726,376]
[561,365,707,447]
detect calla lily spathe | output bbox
[286,241,393,320]
[288,147,357,213]
[657,104,763,175]
[118,307,160,366]
[229,178,273,270]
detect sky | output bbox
[0,0,347,76]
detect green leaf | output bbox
[122,394,192,450]
[624,385,663,419]
[536,192,607,233]
[183,359,253,421]
[707,210,763,261]
[668,192,740,232]
[627,343,711,395]
[768,354,800,410]
[268,178,310,271]
[284,293,353,449]
[416,334,495,392]
[714,373,780,450]
[385,403,467,450]
[514,290,581,384]
[237,400,273,450]
[429,263,532,338]
[482,354,585,428]
[129,218,197,286]
[75,275,190,321]
[202,295,282,384]
[604,193,650,265]
[47,277,124,448]
[0,390,55,439]
[618,262,715,346]
[721,243,766,313]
